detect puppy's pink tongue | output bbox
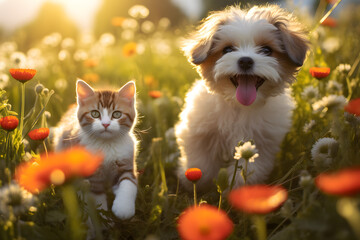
[236,78,257,106]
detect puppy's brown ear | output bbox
[182,11,227,65]
[274,20,310,67]
[249,5,310,67]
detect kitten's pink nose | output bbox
[102,123,110,129]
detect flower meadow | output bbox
[0,1,360,240]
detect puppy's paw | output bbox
[111,200,135,220]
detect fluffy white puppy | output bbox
[175,5,309,191]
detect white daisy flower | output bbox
[122,18,138,30]
[42,32,62,47]
[312,95,346,113]
[311,137,338,169]
[0,183,35,218]
[10,51,27,68]
[141,21,155,34]
[158,18,171,30]
[128,5,149,19]
[322,37,340,53]
[234,141,259,162]
[336,63,351,73]
[61,38,75,49]
[0,73,9,89]
[99,33,115,47]
[326,80,343,94]
[73,49,88,62]
[299,170,313,188]
[301,85,319,101]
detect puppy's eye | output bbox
[112,111,122,119]
[91,110,100,118]
[223,46,235,54]
[259,46,272,56]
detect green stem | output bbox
[252,215,267,240]
[311,0,343,33]
[62,184,84,240]
[19,83,25,137]
[174,177,179,206]
[5,132,10,169]
[302,188,309,210]
[218,191,222,210]
[42,141,48,159]
[230,160,239,191]
[337,197,360,240]
[193,183,197,206]
[244,159,249,185]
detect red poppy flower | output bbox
[9,69,37,83]
[321,17,337,27]
[309,67,331,79]
[228,185,288,214]
[15,147,103,193]
[1,116,19,131]
[177,204,233,240]
[344,98,360,116]
[326,0,337,4]
[28,128,50,141]
[185,168,202,182]
[148,90,162,99]
[315,167,360,196]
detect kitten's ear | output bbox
[118,81,136,101]
[76,79,95,104]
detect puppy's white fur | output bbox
[176,5,309,191]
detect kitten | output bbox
[53,79,138,220]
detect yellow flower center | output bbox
[199,225,210,236]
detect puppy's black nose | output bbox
[238,57,254,71]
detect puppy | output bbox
[175,5,309,191]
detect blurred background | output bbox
[0,0,356,46]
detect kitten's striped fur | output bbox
[53,79,138,221]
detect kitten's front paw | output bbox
[112,180,137,220]
[111,199,135,220]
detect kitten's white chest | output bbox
[79,133,135,165]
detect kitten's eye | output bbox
[259,46,272,56]
[91,110,100,118]
[112,111,122,119]
[223,46,235,54]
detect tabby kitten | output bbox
[53,79,138,220]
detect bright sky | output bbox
[0,0,202,33]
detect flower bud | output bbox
[34,83,44,94]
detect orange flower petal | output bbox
[185,168,202,182]
[148,90,162,99]
[28,128,50,141]
[344,98,360,116]
[123,42,137,57]
[9,69,36,83]
[228,185,288,214]
[82,73,99,83]
[83,59,99,68]
[15,147,103,193]
[0,116,19,131]
[177,204,233,240]
[315,167,360,196]
[309,67,331,79]
[111,17,125,27]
